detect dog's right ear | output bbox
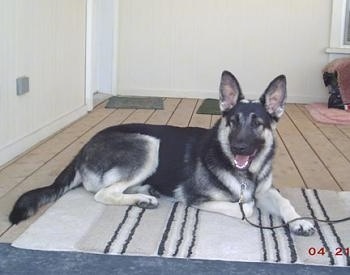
[219,71,244,112]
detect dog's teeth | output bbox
[234,160,249,169]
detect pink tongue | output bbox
[234,155,250,166]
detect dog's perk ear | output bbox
[219,71,244,112]
[260,75,287,120]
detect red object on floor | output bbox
[306,103,350,125]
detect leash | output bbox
[238,184,350,230]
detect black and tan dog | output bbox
[10,71,315,236]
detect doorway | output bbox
[85,0,119,110]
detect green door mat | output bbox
[105,96,164,110]
[196,99,221,115]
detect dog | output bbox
[9,71,315,236]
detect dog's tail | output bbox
[9,158,81,224]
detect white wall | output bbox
[117,0,332,103]
[0,0,87,166]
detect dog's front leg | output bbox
[255,187,315,236]
[192,200,255,219]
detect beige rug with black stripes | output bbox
[12,188,350,266]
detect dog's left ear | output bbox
[260,75,287,120]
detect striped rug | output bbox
[12,188,350,266]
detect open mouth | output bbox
[233,152,256,170]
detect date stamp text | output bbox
[308,247,349,256]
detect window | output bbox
[327,0,350,54]
[344,0,350,45]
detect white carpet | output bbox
[12,188,350,266]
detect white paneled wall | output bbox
[0,0,86,165]
[118,0,332,103]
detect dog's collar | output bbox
[238,181,247,204]
[238,181,248,221]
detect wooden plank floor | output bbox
[1,99,350,243]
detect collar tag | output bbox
[239,182,247,203]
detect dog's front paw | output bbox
[290,219,315,236]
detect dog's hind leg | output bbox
[93,174,160,209]
[93,135,160,209]
[94,183,159,209]
[123,184,161,198]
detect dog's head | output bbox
[218,71,286,171]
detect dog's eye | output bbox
[251,115,263,128]
[230,115,240,126]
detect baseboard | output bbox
[0,105,88,167]
[286,95,328,104]
[118,88,328,104]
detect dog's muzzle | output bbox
[233,150,257,170]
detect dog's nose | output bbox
[232,143,248,154]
